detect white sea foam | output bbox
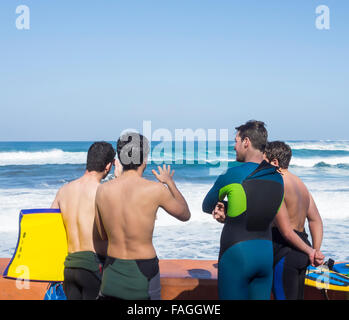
[0,149,87,166]
[0,188,57,232]
[1,181,348,235]
[311,191,349,220]
[0,183,217,233]
[155,183,214,227]
[287,141,349,151]
[0,183,213,233]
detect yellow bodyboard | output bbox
[3,209,67,282]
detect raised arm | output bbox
[274,201,316,266]
[152,165,191,222]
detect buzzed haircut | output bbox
[235,120,268,152]
[265,141,292,169]
[117,132,150,171]
[86,141,116,172]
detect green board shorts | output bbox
[99,256,161,300]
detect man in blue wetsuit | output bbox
[203,121,319,300]
[203,120,284,300]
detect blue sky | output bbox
[0,0,348,141]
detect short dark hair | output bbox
[86,141,116,172]
[117,132,150,171]
[265,141,292,169]
[235,120,268,152]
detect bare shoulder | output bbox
[55,180,71,197]
[51,179,76,208]
[61,178,82,194]
[142,177,164,189]
[285,171,302,185]
[292,171,308,188]
[142,178,167,196]
[96,179,112,198]
[287,171,310,196]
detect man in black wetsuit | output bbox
[265,141,325,300]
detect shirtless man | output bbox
[264,141,324,300]
[95,132,191,300]
[51,142,115,300]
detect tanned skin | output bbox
[51,164,112,256]
[95,162,190,260]
[267,157,324,266]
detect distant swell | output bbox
[1,147,349,169]
[290,156,349,168]
[0,149,87,166]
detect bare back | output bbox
[282,170,310,232]
[96,175,163,260]
[52,175,106,255]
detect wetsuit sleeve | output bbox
[202,174,227,214]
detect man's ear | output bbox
[105,162,112,173]
[243,137,250,149]
[271,158,279,167]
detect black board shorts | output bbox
[272,227,311,300]
[63,251,104,300]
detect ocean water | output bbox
[0,140,348,262]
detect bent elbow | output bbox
[283,234,291,244]
[202,200,213,214]
[183,212,191,222]
[282,230,294,244]
[275,224,292,242]
[180,207,191,222]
